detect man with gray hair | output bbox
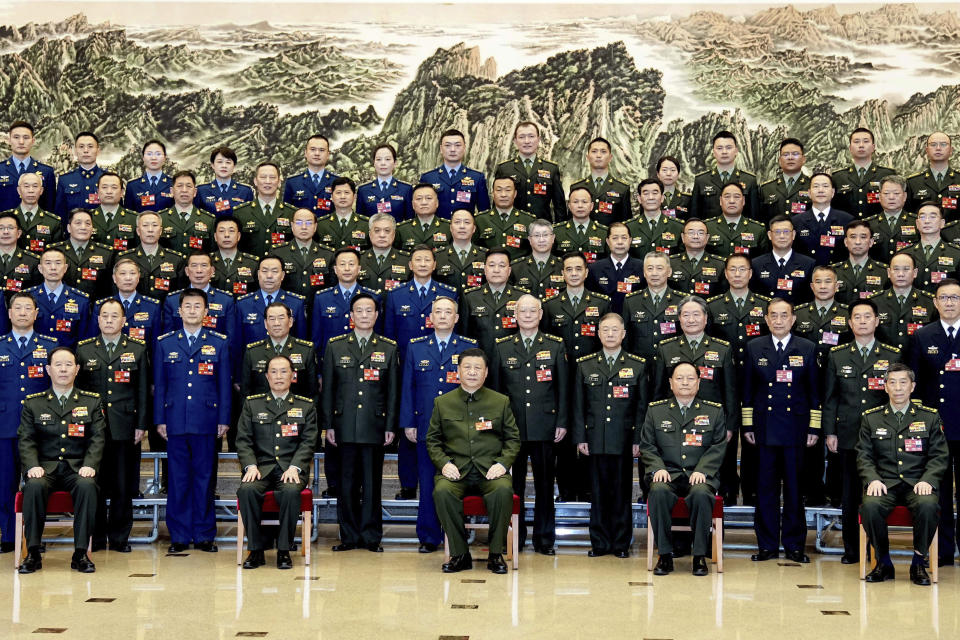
[621,251,684,362]
[435,209,486,295]
[865,175,918,263]
[510,219,564,300]
[359,212,410,295]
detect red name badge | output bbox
[536,368,552,382]
[505,235,522,248]
[584,251,598,263]
[866,191,880,204]
[698,366,714,380]
[581,323,596,336]
[776,369,793,383]
[466,275,483,287]
[128,327,146,340]
[821,331,839,346]
[281,423,299,437]
[932,271,947,284]
[384,279,400,291]
[5,278,22,291]
[533,183,547,195]
[86,193,100,205]
[114,370,130,383]
[446,371,460,384]
[189,236,203,250]
[694,282,711,294]
[270,232,285,246]
[474,419,493,431]
[455,190,471,203]
[868,377,885,390]
[113,238,128,251]
[746,323,761,336]
[376,200,392,214]
[684,433,703,447]
[907,322,921,335]
[777,278,793,291]
[56,319,72,332]
[791,201,807,214]
[545,287,559,298]
[613,385,630,398]
[214,199,230,212]
[617,281,633,293]
[363,368,380,381]
[501,316,518,329]
[659,321,676,335]
[945,359,960,372]
[896,241,910,251]
[198,363,214,375]
[154,277,170,291]
[310,273,325,287]
[141,193,156,207]
[68,423,85,437]
[29,239,44,252]
[905,438,923,452]
[820,235,836,247]
[597,201,614,214]
[28,365,44,378]
[943,196,958,210]
[82,267,98,281]
[233,282,248,295]
[734,246,750,255]
[202,315,217,328]
[316,197,331,211]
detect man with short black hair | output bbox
[55,132,103,221]
[282,134,338,215]
[690,131,760,221]
[0,121,55,212]
[758,138,811,223]
[832,128,895,219]
[494,122,566,222]
[568,137,632,225]
[419,129,490,219]
[90,172,137,252]
[159,170,217,254]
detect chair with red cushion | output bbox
[14,490,91,568]
[858,505,938,583]
[443,494,521,570]
[236,489,313,566]
[646,495,724,572]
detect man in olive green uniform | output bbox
[642,362,727,576]
[494,122,567,223]
[758,138,811,224]
[871,253,937,352]
[858,363,947,585]
[690,131,760,221]
[865,175,918,263]
[394,184,450,252]
[159,170,217,254]
[271,208,336,304]
[120,211,185,302]
[458,248,528,355]
[832,128,895,219]
[237,354,318,570]
[434,209,485,294]
[569,137,632,226]
[510,219,564,300]
[705,182,769,259]
[822,298,901,563]
[553,187,608,263]
[669,218,726,298]
[322,293,399,552]
[489,294,568,555]
[794,265,852,368]
[901,202,960,293]
[832,220,889,305]
[51,208,114,301]
[76,299,149,553]
[315,177,370,250]
[906,132,958,219]
[621,252,685,361]
[18,347,106,574]
[211,216,260,297]
[13,172,61,253]
[90,172,138,252]
[240,301,318,398]
[428,348,521,574]
[625,179,684,259]
[573,313,647,558]
[233,163,300,257]
[359,213,409,295]
[474,176,536,261]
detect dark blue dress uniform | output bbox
[236,289,307,351]
[742,334,821,556]
[0,331,57,547]
[750,251,816,304]
[587,256,645,313]
[310,285,379,358]
[419,166,490,220]
[282,169,338,215]
[356,178,414,221]
[153,329,232,545]
[161,287,239,344]
[383,279,458,362]
[908,321,960,561]
[94,294,162,345]
[792,208,854,266]
[54,166,103,221]
[398,333,477,547]
[194,180,254,217]
[124,173,174,212]
[0,157,56,212]
[27,284,93,349]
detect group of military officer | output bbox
[2,119,959,581]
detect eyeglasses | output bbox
[937,295,960,303]
[780,152,802,159]
[770,229,794,236]
[529,233,553,239]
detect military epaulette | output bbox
[125,336,146,345]
[543,291,561,301]
[755,293,773,302]
[377,336,397,346]
[94,296,112,307]
[542,333,563,343]
[37,333,58,344]
[25,391,45,400]
[705,293,725,303]
[247,393,266,400]
[709,336,730,347]
[90,241,112,251]
[701,399,723,408]
[79,390,100,398]
[293,394,312,403]
[864,406,884,415]
[829,343,846,352]
[77,337,96,346]
[328,334,349,343]
[207,330,228,340]
[249,339,268,347]
[589,291,611,300]
[166,248,186,258]
[283,291,306,300]
[495,335,512,344]
[694,170,712,179]
[118,248,138,258]
[576,353,594,363]
[918,290,936,299]
[458,336,478,344]
[167,287,188,297]
[435,281,457,292]
[919,404,939,414]
[238,251,259,261]
[880,342,900,352]
[660,336,680,345]
[794,302,812,311]
[354,213,370,221]
[625,353,647,363]
[157,331,176,341]
[22,248,40,258]
[679,190,692,197]
[906,171,923,179]
[509,285,531,295]
[760,178,779,188]
[610,177,628,187]
[395,218,415,227]
[463,285,482,294]
[291,337,313,347]
[208,287,232,298]
[410,335,431,343]
[827,260,844,269]
[69,288,90,298]
[649,398,669,406]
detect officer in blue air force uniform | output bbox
[27,248,93,349]
[310,248,381,358]
[153,288,232,552]
[0,291,56,554]
[0,119,56,213]
[54,132,103,222]
[398,296,477,552]
[124,140,174,212]
[357,146,413,221]
[282,136,338,215]
[236,256,307,350]
[419,129,490,220]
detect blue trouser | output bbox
[415,440,442,545]
[755,444,806,553]
[397,436,418,489]
[0,438,18,543]
[166,434,217,544]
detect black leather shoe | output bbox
[751,549,778,562]
[442,553,473,573]
[840,554,858,565]
[0,541,15,554]
[109,543,132,553]
[587,549,608,557]
[71,552,96,573]
[535,546,556,556]
[487,553,508,574]
[395,488,417,500]
[785,549,810,563]
[242,550,265,569]
[167,543,189,554]
[865,563,895,583]
[331,543,356,552]
[692,555,709,576]
[653,554,674,575]
[614,550,630,559]
[366,544,384,552]
[418,543,438,554]
[910,564,931,586]
[18,550,42,574]
[195,541,218,553]
[276,551,293,570]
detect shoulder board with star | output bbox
[165,249,186,259]
[236,291,258,302]
[706,293,725,303]
[710,336,730,347]
[610,178,629,188]
[125,336,146,346]
[69,289,90,298]
[90,241,112,251]
[864,406,884,415]
[660,336,680,345]
[649,398,669,406]
[291,337,314,347]
[410,335,430,343]
[117,248,138,258]
[329,334,349,343]
[25,391,45,400]
[283,291,306,300]
[794,302,812,311]
[249,339,267,348]
[625,353,646,363]
[495,335,512,344]
[208,330,228,340]
[247,393,266,400]
[79,390,100,398]
[77,337,96,346]
[463,285,482,294]
[918,290,935,300]
[293,394,312,403]
[880,343,900,353]
[542,333,563,344]
[588,291,611,301]
[576,353,595,363]
[157,331,176,341]
[457,336,478,345]
[906,171,923,179]
[755,293,773,302]
[37,333,58,344]
[918,404,939,414]
[829,343,846,352]
[167,288,188,297]
[701,399,723,408]
[377,336,397,346]
[760,178,778,188]
[436,281,457,293]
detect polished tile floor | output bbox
[2,526,956,639]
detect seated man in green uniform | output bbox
[427,348,521,574]
[236,354,318,570]
[858,362,948,586]
[641,361,727,576]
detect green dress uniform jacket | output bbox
[494,156,566,222]
[236,393,318,479]
[540,289,610,360]
[832,164,895,219]
[759,173,812,223]
[473,208,536,261]
[705,215,769,259]
[691,169,759,221]
[625,213,684,259]
[358,248,410,295]
[900,239,960,294]
[75,336,150,439]
[552,219,608,262]
[394,216,450,252]
[569,175,632,226]
[233,200,301,257]
[857,402,947,488]
[639,398,727,490]
[19,389,106,475]
[240,337,319,399]
[621,287,685,361]
[668,252,727,297]
[434,245,486,294]
[159,207,217,254]
[870,287,937,352]
[458,284,528,355]
[272,240,336,300]
[90,206,138,252]
[571,350,648,455]
[865,211,918,263]
[509,254,565,301]
[832,258,889,305]
[14,207,61,253]
[50,240,114,300]
[212,251,260,297]
[118,246,185,301]
[652,335,738,433]
[907,167,960,219]
[706,291,771,365]
[315,212,371,250]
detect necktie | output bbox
[857,167,866,181]
[105,342,114,358]
[570,295,579,309]
[220,183,228,195]
[728,222,736,231]
[419,287,426,300]
[17,162,25,175]
[853,264,862,278]
[818,213,826,225]
[735,297,744,312]
[438,340,446,357]
[59,395,66,410]
[263,203,272,218]
[188,335,196,348]
[524,337,532,352]
[897,295,905,310]
[449,169,456,181]
[459,250,467,263]
[376,254,384,266]
[23,212,32,227]
[688,340,699,352]
[358,337,367,352]
[344,289,352,303]
[341,218,349,230]
[680,405,687,419]
[301,246,309,258]
[861,346,869,361]
[182,212,189,224]
[150,176,158,188]
[223,257,232,270]
[523,159,533,174]
[501,214,510,225]
[720,171,729,183]
[1,254,8,268]
[606,355,615,370]
[493,290,502,305]
[778,258,786,269]
[925,244,934,260]
[776,341,784,356]
[48,292,56,305]
[380,181,388,192]
[936,172,944,188]
[537,261,545,272]
[653,294,661,307]
[949,326,957,342]
[577,224,585,237]
[896,411,904,426]
[615,261,623,275]
[18,336,27,352]
[277,396,284,410]
[265,294,273,307]
[312,174,320,189]
[786,177,795,191]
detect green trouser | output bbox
[237,468,307,552]
[647,477,716,556]
[433,467,514,557]
[23,462,98,550]
[860,482,939,558]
